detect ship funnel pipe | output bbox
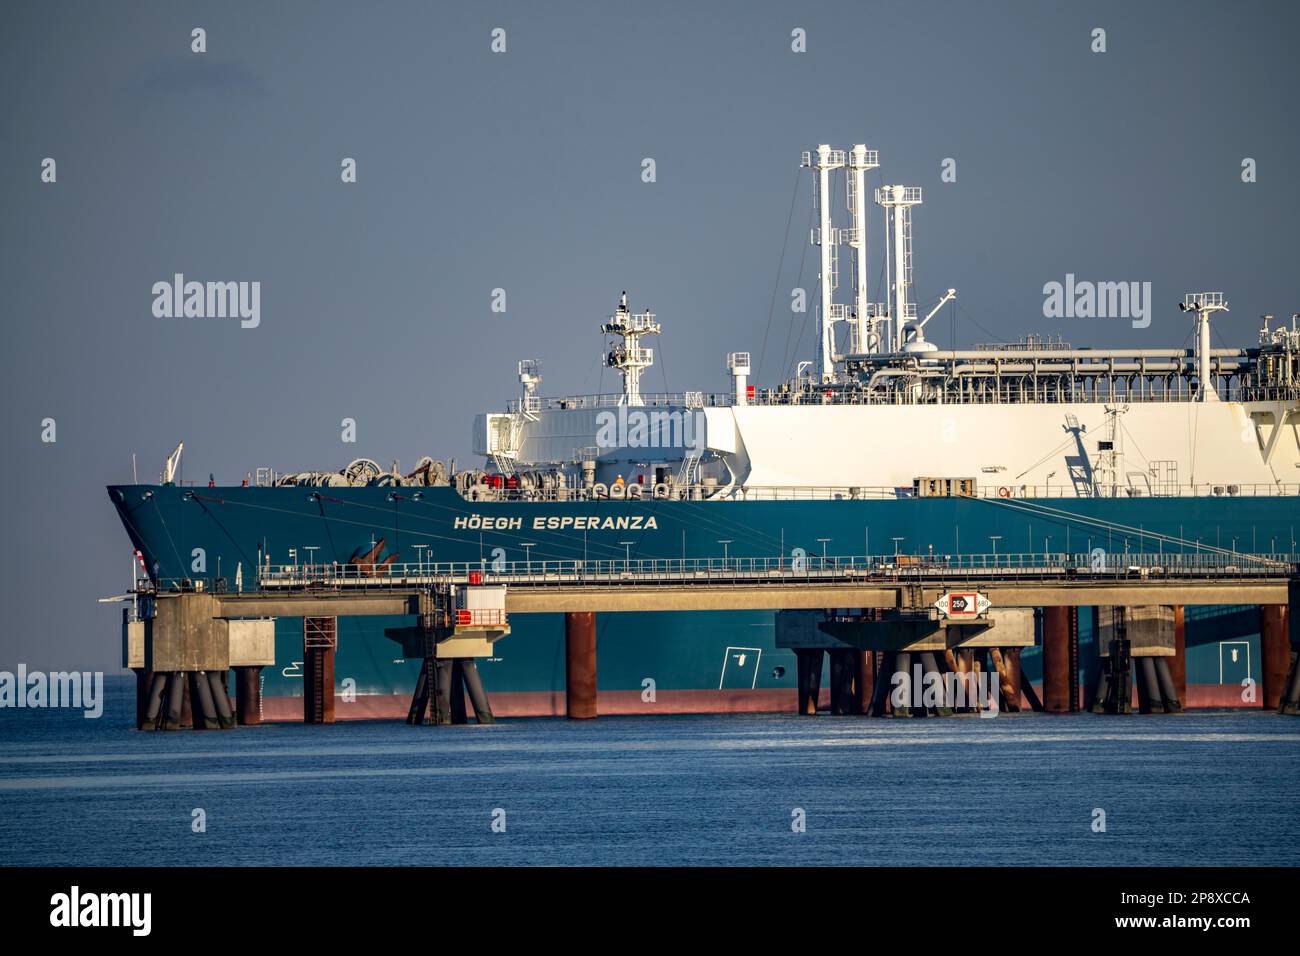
[892,188,908,350]
[816,145,835,382]
[848,145,875,354]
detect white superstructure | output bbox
[469,143,1300,502]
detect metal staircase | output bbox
[677,449,702,488]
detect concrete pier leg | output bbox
[1170,605,1187,706]
[823,652,837,716]
[893,651,912,717]
[190,671,218,730]
[565,611,598,719]
[946,649,971,712]
[945,648,980,712]
[828,649,857,715]
[1110,638,1133,715]
[1006,648,1024,712]
[208,671,235,729]
[450,660,469,725]
[141,671,167,730]
[854,651,874,714]
[1090,665,1111,714]
[1282,651,1300,716]
[1020,672,1045,711]
[407,666,430,725]
[827,650,844,715]
[924,651,952,716]
[1043,606,1071,713]
[988,648,1019,713]
[971,651,986,713]
[1067,606,1081,711]
[1280,578,1300,715]
[163,672,185,731]
[235,666,263,726]
[179,673,193,728]
[1137,657,1165,714]
[303,617,337,725]
[461,660,495,724]
[133,669,153,729]
[795,649,824,716]
[430,658,453,726]
[1260,605,1290,711]
[868,652,892,717]
[1154,657,1182,712]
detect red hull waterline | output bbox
[256,683,1259,722]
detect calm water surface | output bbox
[1,679,1296,866]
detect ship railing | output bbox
[502,382,1300,413]
[508,392,734,413]
[199,550,1297,595]
[463,481,1300,503]
[977,482,1300,500]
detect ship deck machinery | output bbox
[466,312,1300,504]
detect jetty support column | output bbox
[461,660,495,724]
[228,619,274,727]
[189,671,218,729]
[1260,604,1290,711]
[391,589,503,727]
[1281,578,1300,715]
[1169,605,1187,707]
[796,649,825,715]
[565,611,597,719]
[1042,606,1071,713]
[855,650,875,714]
[235,667,263,726]
[303,617,337,724]
[135,593,229,730]
[133,668,153,730]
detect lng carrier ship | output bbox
[108,143,1300,716]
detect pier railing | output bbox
[137,551,1296,595]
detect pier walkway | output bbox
[124,551,1300,728]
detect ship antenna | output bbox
[517,359,541,418]
[601,292,660,406]
[1178,292,1228,402]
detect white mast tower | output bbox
[875,184,923,352]
[802,145,846,382]
[602,291,660,406]
[1179,292,1228,402]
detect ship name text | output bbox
[454,514,659,532]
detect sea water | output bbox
[1,678,1296,866]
